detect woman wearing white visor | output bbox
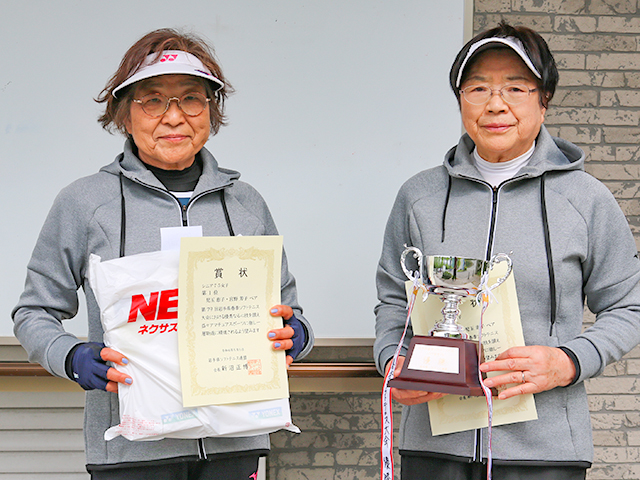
[374,21,640,480]
[13,28,313,479]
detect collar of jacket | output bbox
[100,138,241,195]
[443,125,585,184]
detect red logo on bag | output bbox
[128,289,178,322]
[161,54,178,62]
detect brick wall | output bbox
[269,345,397,479]
[270,2,640,479]
[269,392,400,480]
[475,2,640,479]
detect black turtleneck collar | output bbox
[142,154,203,192]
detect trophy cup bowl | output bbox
[389,248,512,396]
[423,255,488,339]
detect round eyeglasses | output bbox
[132,92,211,117]
[460,84,538,106]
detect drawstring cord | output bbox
[119,174,126,258]
[540,172,557,335]
[221,189,235,237]
[441,176,452,243]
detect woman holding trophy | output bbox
[374,21,640,480]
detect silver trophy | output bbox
[400,249,512,338]
[390,248,513,396]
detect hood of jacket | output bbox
[99,138,241,195]
[443,124,585,182]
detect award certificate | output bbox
[178,236,288,406]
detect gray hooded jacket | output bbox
[374,126,640,465]
[12,140,313,468]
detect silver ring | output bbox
[521,371,526,384]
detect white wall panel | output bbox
[1,0,466,338]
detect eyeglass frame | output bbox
[459,84,539,106]
[132,92,212,117]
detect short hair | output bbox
[96,28,233,136]
[449,21,558,108]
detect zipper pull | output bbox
[181,204,188,226]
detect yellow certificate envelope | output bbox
[405,263,537,435]
[178,236,288,407]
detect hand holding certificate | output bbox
[178,236,289,407]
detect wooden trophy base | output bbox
[389,335,496,397]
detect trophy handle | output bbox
[400,245,423,281]
[484,253,513,292]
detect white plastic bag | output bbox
[88,251,299,441]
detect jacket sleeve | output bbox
[12,186,87,378]
[228,182,315,359]
[561,180,640,383]
[373,182,421,374]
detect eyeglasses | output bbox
[460,84,538,106]
[132,92,211,117]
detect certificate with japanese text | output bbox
[178,236,288,407]
[405,263,537,435]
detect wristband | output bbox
[558,346,580,386]
[284,314,306,360]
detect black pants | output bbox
[90,455,260,480]
[401,455,587,480]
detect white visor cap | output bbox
[112,50,224,98]
[455,36,542,88]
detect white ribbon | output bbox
[477,260,501,480]
[380,272,422,480]
[477,290,494,480]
